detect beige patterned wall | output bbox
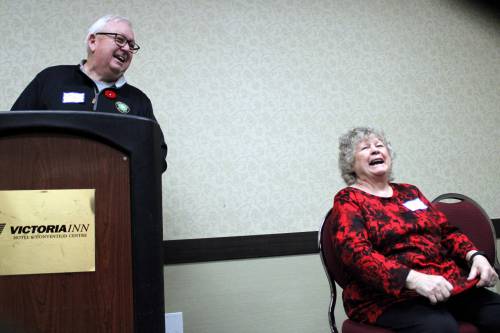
[1,0,499,240]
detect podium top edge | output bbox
[0,110,157,123]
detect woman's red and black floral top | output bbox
[330,183,478,324]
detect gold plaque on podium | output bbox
[0,189,95,276]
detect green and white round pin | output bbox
[115,101,130,114]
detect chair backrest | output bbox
[432,193,499,271]
[319,209,395,333]
[318,208,347,333]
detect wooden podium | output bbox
[0,111,165,333]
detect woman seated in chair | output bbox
[331,127,500,333]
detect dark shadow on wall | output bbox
[450,0,500,22]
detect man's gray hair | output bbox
[85,15,132,53]
[338,127,395,185]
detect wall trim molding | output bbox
[164,218,500,265]
[164,231,318,265]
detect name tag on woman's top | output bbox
[403,198,428,211]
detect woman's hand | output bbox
[467,253,499,287]
[405,270,453,304]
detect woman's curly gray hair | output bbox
[338,127,394,185]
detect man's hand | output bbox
[406,270,454,304]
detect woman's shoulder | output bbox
[333,186,379,204]
[332,187,364,213]
[333,186,356,203]
[334,186,357,197]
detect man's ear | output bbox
[87,34,97,52]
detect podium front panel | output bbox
[0,133,133,333]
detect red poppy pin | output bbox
[103,89,117,100]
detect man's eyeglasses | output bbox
[95,32,140,54]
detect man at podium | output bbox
[11,14,167,172]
